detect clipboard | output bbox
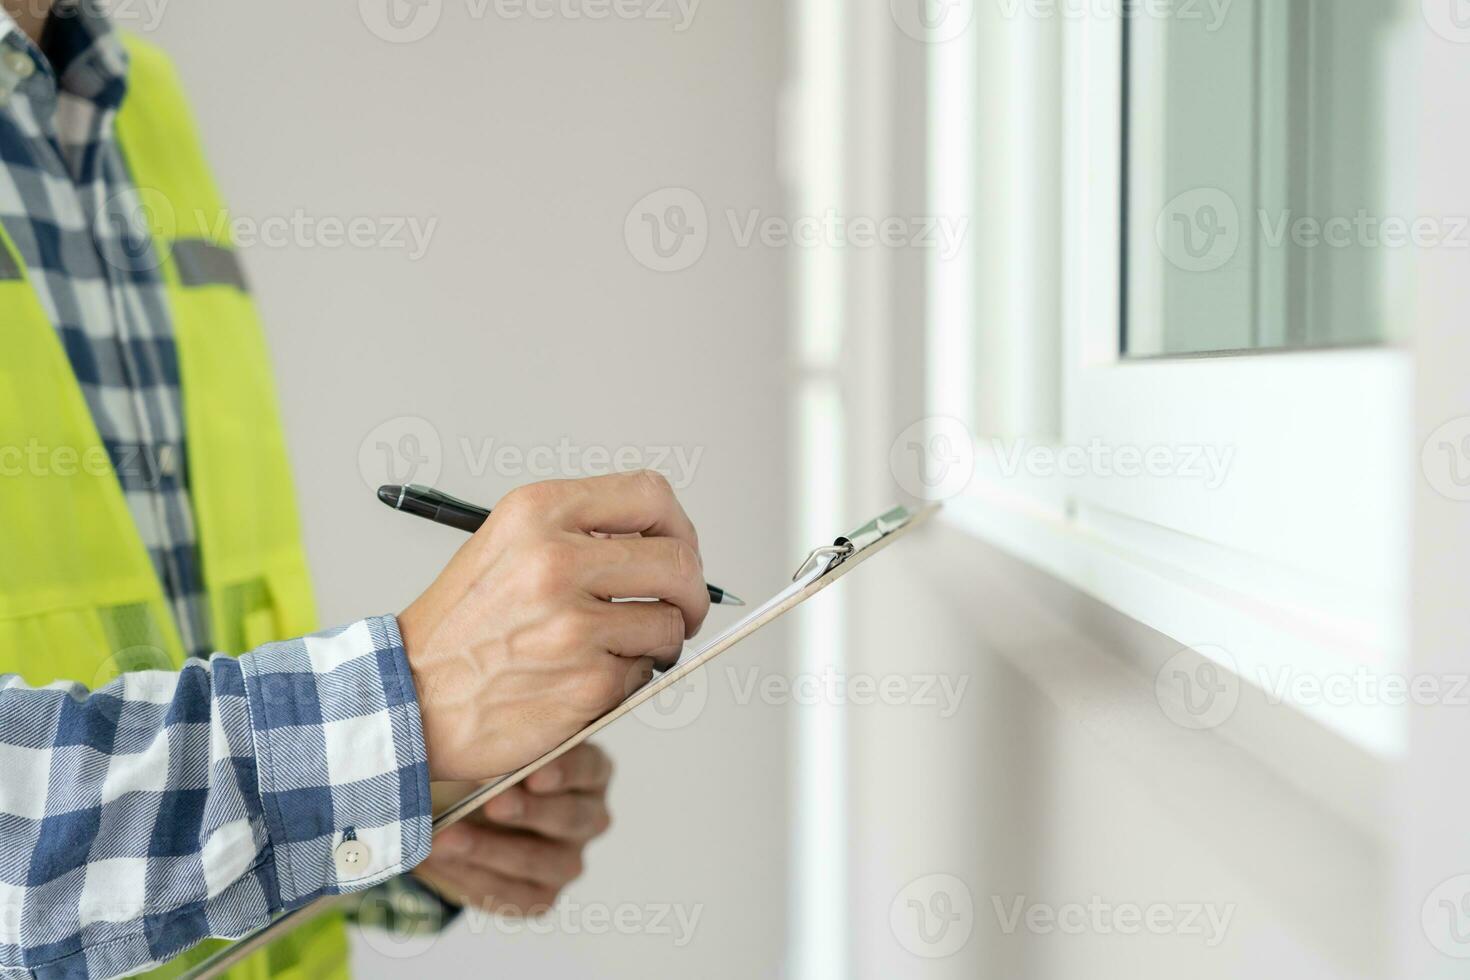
[179,503,938,979]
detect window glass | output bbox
[1124,0,1406,356]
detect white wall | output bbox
[145,3,793,977]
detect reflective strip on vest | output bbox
[172,238,249,290]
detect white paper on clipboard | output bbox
[180,502,938,980]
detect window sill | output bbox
[938,483,1410,762]
[912,509,1393,842]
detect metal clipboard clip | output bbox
[791,505,923,582]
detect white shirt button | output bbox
[334,838,372,878]
[2,50,32,80]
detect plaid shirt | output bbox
[0,5,435,977]
[0,622,430,979]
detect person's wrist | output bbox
[396,599,427,687]
[397,599,447,779]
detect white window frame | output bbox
[932,8,1415,759]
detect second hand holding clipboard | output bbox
[178,502,938,980]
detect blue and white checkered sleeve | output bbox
[0,615,432,980]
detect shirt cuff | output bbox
[238,615,431,907]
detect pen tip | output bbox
[723,592,747,607]
[377,485,403,508]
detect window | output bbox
[928,3,1417,757]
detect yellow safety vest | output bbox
[0,35,350,980]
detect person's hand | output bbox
[414,744,614,914]
[398,471,710,782]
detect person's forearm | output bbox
[0,616,431,980]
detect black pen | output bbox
[378,483,745,606]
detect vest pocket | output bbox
[0,598,185,690]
